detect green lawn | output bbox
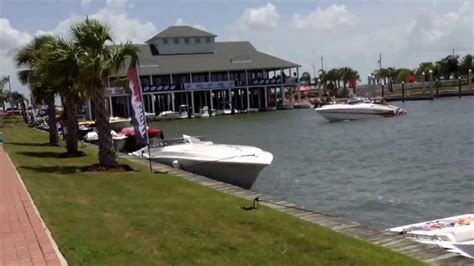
[1,120,423,266]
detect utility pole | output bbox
[452,48,455,56]
[7,75,12,94]
[320,56,324,72]
[378,53,382,69]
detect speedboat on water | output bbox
[315,97,406,122]
[388,214,474,258]
[130,135,273,189]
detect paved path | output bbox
[0,146,65,266]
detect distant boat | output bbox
[315,97,406,122]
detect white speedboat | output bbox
[109,117,131,131]
[195,106,210,118]
[157,110,179,120]
[131,135,273,189]
[315,97,406,122]
[389,214,474,258]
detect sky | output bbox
[0,0,472,96]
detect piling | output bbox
[469,69,472,90]
[458,77,462,98]
[381,84,385,98]
[435,79,439,97]
[401,82,405,102]
[429,70,433,97]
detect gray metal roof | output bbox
[115,41,300,76]
[146,26,217,43]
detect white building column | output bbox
[228,89,232,110]
[191,91,195,115]
[171,92,175,112]
[297,67,301,104]
[264,86,268,108]
[209,90,213,110]
[108,96,114,117]
[257,89,261,109]
[246,87,250,110]
[152,94,156,114]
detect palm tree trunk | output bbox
[64,98,79,155]
[46,95,58,145]
[92,88,117,167]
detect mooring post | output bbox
[422,72,426,95]
[458,77,462,97]
[401,81,405,102]
[435,79,439,97]
[469,69,472,90]
[429,69,433,98]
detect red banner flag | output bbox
[127,63,149,145]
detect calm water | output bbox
[149,97,474,228]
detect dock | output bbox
[122,154,474,265]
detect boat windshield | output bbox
[183,134,202,144]
[347,97,370,104]
[149,135,206,148]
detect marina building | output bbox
[95,25,301,119]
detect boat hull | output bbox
[153,157,268,189]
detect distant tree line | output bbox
[373,54,473,84]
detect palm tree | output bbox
[437,55,459,79]
[459,54,473,76]
[300,71,311,84]
[394,68,413,83]
[15,35,59,145]
[415,62,435,79]
[339,67,360,95]
[0,76,9,112]
[321,69,339,96]
[72,18,138,167]
[38,38,84,155]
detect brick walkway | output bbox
[0,146,65,266]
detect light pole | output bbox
[7,75,12,94]
[422,72,425,94]
[469,69,472,90]
[429,69,433,96]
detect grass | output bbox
[1,119,423,266]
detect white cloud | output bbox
[224,0,472,85]
[404,0,473,54]
[0,18,31,51]
[37,0,156,43]
[175,18,185,26]
[0,18,32,95]
[1,0,158,96]
[233,3,279,32]
[291,4,357,31]
[174,18,207,31]
[80,0,92,8]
